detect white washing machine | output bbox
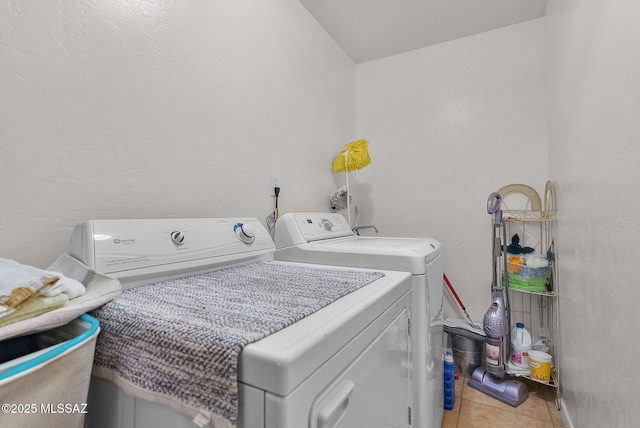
[66,217,413,428]
[274,212,444,428]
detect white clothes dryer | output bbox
[66,217,413,428]
[274,212,444,428]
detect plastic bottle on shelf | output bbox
[510,323,532,369]
[443,348,455,410]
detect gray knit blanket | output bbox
[90,262,384,428]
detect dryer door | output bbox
[262,294,412,428]
[310,308,412,428]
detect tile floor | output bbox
[441,375,564,428]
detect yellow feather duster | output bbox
[332,139,371,172]
[331,139,371,227]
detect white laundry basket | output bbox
[0,314,100,428]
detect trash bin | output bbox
[450,333,484,378]
[0,314,100,428]
[444,324,485,378]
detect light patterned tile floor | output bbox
[442,375,564,428]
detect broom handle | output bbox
[443,273,465,309]
[443,273,475,327]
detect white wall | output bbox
[546,1,640,426]
[355,19,548,322]
[6,2,639,424]
[0,0,355,268]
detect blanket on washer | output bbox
[90,262,384,428]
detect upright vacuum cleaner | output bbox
[468,192,528,407]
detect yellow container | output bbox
[507,256,524,274]
[528,350,552,382]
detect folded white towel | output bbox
[507,361,531,376]
[0,258,87,320]
[0,253,122,342]
[39,275,86,299]
[0,293,69,327]
[0,258,61,317]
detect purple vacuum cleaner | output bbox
[468,192,528,407]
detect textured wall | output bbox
[546,1,640,426]
[0,0,355,267]
[355,19,548,323]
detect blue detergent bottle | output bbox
[443,347,455,410]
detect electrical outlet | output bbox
[269,175,280,196]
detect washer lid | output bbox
[276,236,441,275]
[274,213,441,274]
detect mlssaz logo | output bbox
[113,238,136,245]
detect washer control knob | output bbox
[234,223,256,244]
[171,231,185,246]
[320,218,334,231]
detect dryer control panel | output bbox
[274,213,354,247]
[67,217,275,288]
